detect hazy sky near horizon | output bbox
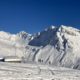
[0,0,80,33]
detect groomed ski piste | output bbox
[0,62,80,80]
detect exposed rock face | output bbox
[0,25,80,69]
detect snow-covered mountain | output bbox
[0,25,80,70]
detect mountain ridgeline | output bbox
[0,25,80,69]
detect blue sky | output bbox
[0,0,80,33]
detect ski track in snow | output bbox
[0,62,80,80]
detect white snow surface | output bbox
[0,62,80,80]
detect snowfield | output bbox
[0,62,80,80]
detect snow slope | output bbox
[0,62,80,80]
[0,25,80,70]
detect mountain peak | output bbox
[57,25,80,36]
[18,31,32,40]
[44,25,55,32]
[49,25,56,29]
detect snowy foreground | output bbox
[0,62,80,80]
